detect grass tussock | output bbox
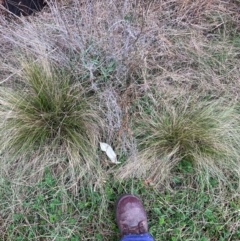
[117,93,240,188]
[0,60,104,176]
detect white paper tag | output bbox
[100,142,121,164]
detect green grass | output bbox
[149,189,240,241]
[0,169,239,241]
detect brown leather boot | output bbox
[116,194,148,236]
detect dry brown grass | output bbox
[0,1,240,240]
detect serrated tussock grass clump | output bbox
[0,61,104,167]
[118,93,240,187]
